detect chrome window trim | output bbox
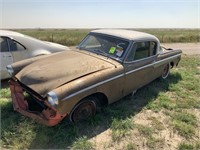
[62,54,181,101]
[78,33,132,61]
[124,40,158,63]
[124,54,157,64]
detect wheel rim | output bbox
[162,64,170,79]
[71,101,96,122]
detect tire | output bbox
[70,97,97,123]
[162,63,170,79]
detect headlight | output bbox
[6,65,14,76]
[47,91,59,106]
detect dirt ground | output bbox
[162,43,200,55]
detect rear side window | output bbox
[0,37,9,52]
[126,41,157,61]
[8,38,26,51]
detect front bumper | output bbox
[9,79,67,126]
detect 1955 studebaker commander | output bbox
[7,29,182,126]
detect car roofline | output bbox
[90,29,159,42]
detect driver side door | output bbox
[123,41,157,95]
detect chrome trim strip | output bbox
[153,54,181,68]
[125,54,181,75]
[124,54,156,64]
[62,73,124,101]
[62,53,181,101]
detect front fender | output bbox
[51,66,124,114]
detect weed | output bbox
[136,124,154,138]
[136,124,164,149]
[146,137,165,149]
[172,120,196,138]
[71,136,93,150]
[178,142,194,150]
[170,111,197,138]
[111,118,133,141]
[172,112,197,126]
[150,117,165,131]
[0,88,11,98]
[87,114,102,126]
[146,92,176,111]
[126,142,137,150]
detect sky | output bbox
[0,0,199,29]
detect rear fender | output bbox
[30,49,51,57]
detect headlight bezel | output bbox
[47,91,59,106]
[6,65,14,76]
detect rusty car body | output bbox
[8,29,182,126]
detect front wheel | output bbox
[162,63,170,79]
[70,97,97,122]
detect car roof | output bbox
[0,30,25,37]
[90,29,159,41]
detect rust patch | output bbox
[9,79,67,126]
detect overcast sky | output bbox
[0,0,199,29]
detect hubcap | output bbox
[162,64,170,79]
[72,101,96,122]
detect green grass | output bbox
[0,88,11,98]
[150,117,165,131]
[1,55,200,149]
[169,111,197,138]
[11,29,200,46]
[111,118,133,141]
[137,124,154,137]
[146,137,165,149]
[136,124,165,149]
[13,29,90,46]
[71,136,93,150]
[126,142,137,150]
[178,142,200,150]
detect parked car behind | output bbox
[0,30,70,79]
[8,29,182,126]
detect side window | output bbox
[134,42,150,60]
[8,38,26,51]
[126,41,157,61]
[150,41,157,55]
[0,37,9,52]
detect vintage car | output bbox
[8,29,182,126]
[0,30,70,79]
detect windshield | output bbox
[78,34,129,59]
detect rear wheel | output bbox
[162,63,170,79]
[70,97,97,122]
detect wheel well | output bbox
[83,92,108,106]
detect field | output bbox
[12,29,200,46]
[0,29,200,149]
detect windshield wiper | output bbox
[93,49,109,57]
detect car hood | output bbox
[16,50,116,97]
